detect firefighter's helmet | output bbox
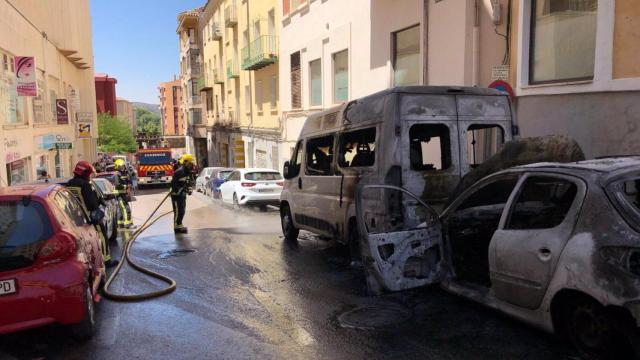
[179,154,195,166]
[73,160,95,179]
[114,159,126,168]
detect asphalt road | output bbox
[0,188,577,360]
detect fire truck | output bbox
[136,148,174,186]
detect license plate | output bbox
[0,279,16,296]
[258,189,273,193]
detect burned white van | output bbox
[279,86,515,254]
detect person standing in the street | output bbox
[171,154,195,234]
[67,161,115,266]
[114,159,134,228]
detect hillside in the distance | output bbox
[132,102,160,116]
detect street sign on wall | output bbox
[55,142,73,150]
[56,99,69,125]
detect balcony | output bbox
[212,23,223,40]
[241,35,279,71]
[213,68,225,84]
[191,95,202,106]
[226,59,239,79]
[224,3,237,28]
[197,76,211,92]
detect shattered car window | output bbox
[305,134,335,176]
[607,177,640,231]
[506,176,578,230]
[339,127,376,168]
[409,124,451,171]
[361,187,437,235]
[467,124,504,168]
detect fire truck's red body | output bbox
[136,148,174,186]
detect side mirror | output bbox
[90,209,105,224]
[283,161,291,179]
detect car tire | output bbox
[281,205,299,240]
[564,296,629,359]
[71,285,97,341]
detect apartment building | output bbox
[279,0,512,166]
[0,0,98,185]
[198,0,281,169]
[159,78,185,136]
[177,8,206,165]
[510,0,640,158]
[116,97,137,134]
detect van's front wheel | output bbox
[281,205,299,240]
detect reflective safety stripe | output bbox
[95,224,110,262]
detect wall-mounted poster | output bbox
[14,56,36,97]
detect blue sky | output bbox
[91,0,204,104]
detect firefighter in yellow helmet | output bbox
[114,158,134,229]
[170,154,196,234]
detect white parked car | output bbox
[195,167,216,193]
[219,168,283,210]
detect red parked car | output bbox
[0,184,105,339]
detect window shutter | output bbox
[291,52,301,109]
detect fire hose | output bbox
[102,191,177,301]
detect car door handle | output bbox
[538,247,552,261]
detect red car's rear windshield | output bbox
[0,201,53,258]
[607,176,640,231]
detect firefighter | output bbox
[114,159,134,229]
[67,161,115,266]
[171,154,195,234]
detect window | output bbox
[245,85,251,113]
[49,89,57,118]
[305,135,334,176]
[270,76,278,110]
[309,59,322,107]
[393,25,421,86]
[189,28,196,43]
[291,52,301,109]
[409,124,451,171]
[55,190,88,227]
[467,125,504,167]
[507,176,578,230]
[333,50,348,103]
[245,172,283,181]
[228,171,241,181]
[256,80,263,112]
[0,201,52,250]
[458,177,519,211]
[268,9,275,36]
[288,140,303,178]
[339,127,376,168]
[530,0,598,83]
[607,177,640,232]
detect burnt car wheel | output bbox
[564,297,623,359]
[71,285,97,341]
[281,205,299,240]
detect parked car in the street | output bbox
[0,184,105,340]
[328,157,640,358]
[91,177,120,242]
[195,167,216,193]
[280,86,514,251]
[204,168,235,198]
[96,171,132,202]
[219,168,283,210]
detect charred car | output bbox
[356,157,640,358]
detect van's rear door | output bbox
[356,185,445,294]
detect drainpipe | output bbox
[472,0,480,86]
[245,0,255,167]
[423,0,428,85]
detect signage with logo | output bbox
[78,122,91,138]
[76,111,93,122]
[55,142,73,150]
[491,65,510,81]
[35,134,55,150]
[4,137,23,163]
[14,56,37,97]
[56,99,69,125]
[68,87,80,109]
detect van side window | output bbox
[409,124,451,171]
[338,127,376,168]
[506,176,578,230]
[467,124,504,168]
[288,141,303,178]
[305,135,335,176]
